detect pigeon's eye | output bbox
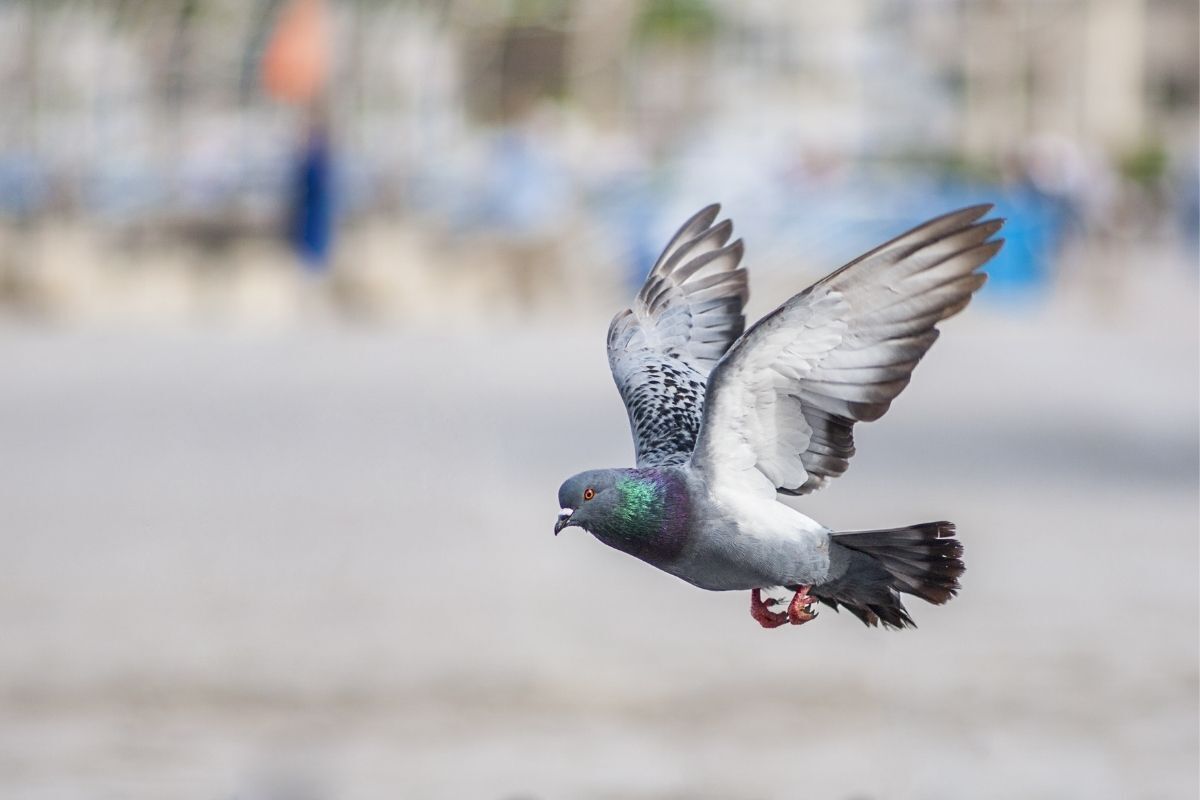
[583,487,596,501]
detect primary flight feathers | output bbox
[607,204,748,467]
[610,204,1002,495]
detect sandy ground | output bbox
[0,286,1196,799]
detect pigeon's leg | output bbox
[787,585,819,625]
[750,588,788,629]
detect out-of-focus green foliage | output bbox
[889,151,1005,183]
[634,0,718,44]
[508,0,571,24]
[1119,142,1169,186]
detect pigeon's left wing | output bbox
[691,205,1004,497]
[608,205,747,467]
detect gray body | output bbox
[659,467,835,591]
[560,464,852,592]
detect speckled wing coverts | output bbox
[607,205,748,467]
[690,204,1004,498]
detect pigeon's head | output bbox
[554,469,624,535]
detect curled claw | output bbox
[787,586,819,626]
[750,588,788,629]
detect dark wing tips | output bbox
[975,237,1005,271]
[710,218,735,247]
[728,237,745,262]
[651,213,736,283]
[816,203,1002,292]
[952,210,1006,266]
[650,203,724,276]
[896,209,1005,263]
[973,218,1006,239]
[896,203,996,248]
[675,203,722,239]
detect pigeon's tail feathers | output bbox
[810,522,964,630]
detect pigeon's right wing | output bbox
[690,205,1004,498]
[607,205,747,467]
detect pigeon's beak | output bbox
[554,507,575,535]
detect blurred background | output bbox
[0,0,1196,798]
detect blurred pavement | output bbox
[0,277,1196,799]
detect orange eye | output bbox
[583,487,596,501]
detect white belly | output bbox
[665,491,832,591]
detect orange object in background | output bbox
[261,0,329,104]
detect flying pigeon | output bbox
[555,204,1004,629]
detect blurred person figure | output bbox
[288,109,335,271]
[263,0,335,272]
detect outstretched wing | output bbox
[691,205,1004,497]
[607,205,748,467]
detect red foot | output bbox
[750,588,788,629]
[787,585,819,625]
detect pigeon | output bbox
[555,204,1003,629]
